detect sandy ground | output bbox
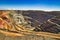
[0,33,60,40]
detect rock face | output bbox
[0,10,60,33]
[21,11,60,33]
[38,17,60,33]
[33,16,60,33]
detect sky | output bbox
[0,0,60,11]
